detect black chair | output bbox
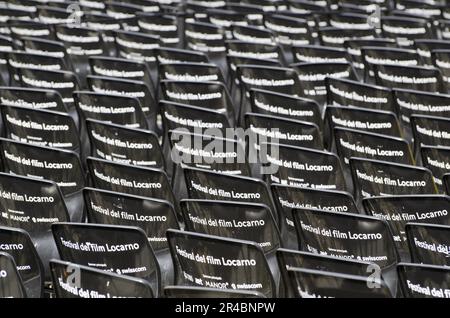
[361,47,421,82]
[183,166,277,224]
[397,262,450,298]
[0,252,27,298]
[287,267,392,298]
[235,65,303,122]
[264,14,314,51]
[169,129,250,176]
[0,172,69,281]
[1,105,81,154]
[292,45,349,65]
[54,25,106,86]
[326,77,396,114]
[333,127,414,166]
[84,186,179,284]
[406,223,450,266]
[0,138,86,222]
[137,13,179,48]
[160,80,236,127]
[86,119,165,170]
[249,88,322,129]
[244,113,323,156]
[263,142,347,191]
[6,51,67,85]
[420,145,450,191]
[350,157,438,202]
[20,37,73,72]
[292,61,358,105]
[380,16,433,48]
[50,259,154,298]
[373,64,444,93]
[86,75,157,130]
[74,90,148,130]
[363,195,450,261]
[180,199,281,255]
[52,222,162,297]
[167,229,277,298]
[88,56,155,92]
[0,87,68,114]
[0,226,44,298]
[271,184,359,249]
[277,248,380,298]
[16,68,80,111]
[292,207,400,294]
[86,157,179,217]
[324,106,403,152]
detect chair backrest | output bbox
[0,252,27,298]
[397,262,450,298]
[0,138,85,198]
[361,47,421,80]
[86,75,156,124]
[292,61,358,105]
[167,229,276,298]
[87,157,177,210]
[181,199,281,254]
[0,86,67,113]
[326,77,396,114]
[249,88,322,129]
[6,51,67,84]
[169,130,250,176]
[74,90,148,129]
[0,226,44,298]
[292,45,349,64]
[350,158,438,201]
[420,145,450,191]
[137,13,179,48]
[50,259,154,298]
[52,222,161,297]
[364,195,450,259]
[0,172,70,233]
[160,100,231,137]
[406,223,450,266]
[154,47,210,65]
[84,187,179,252]
[21,37,72,71]
[293,208,399,270]
[393,89,450,126]
[1,105,80,153]
[263,14,313,46]
[271,184,359,249]
[333,127,414,166]
[287,267,392,298]
[324,106,402,145]
[89,56,154,90]
[17,68,80,109]
[373,64,444,93]
[184,20,226,53]
[86,119,165,170]
[245,112,323,153]
[114,29,160,63]
[158,62,225,84]
[263,142,347,191]
[160,80,236,126]
[235,65,302,98]
[277,248,378,297]
[380,16,432,48]
[183,166,277,221]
